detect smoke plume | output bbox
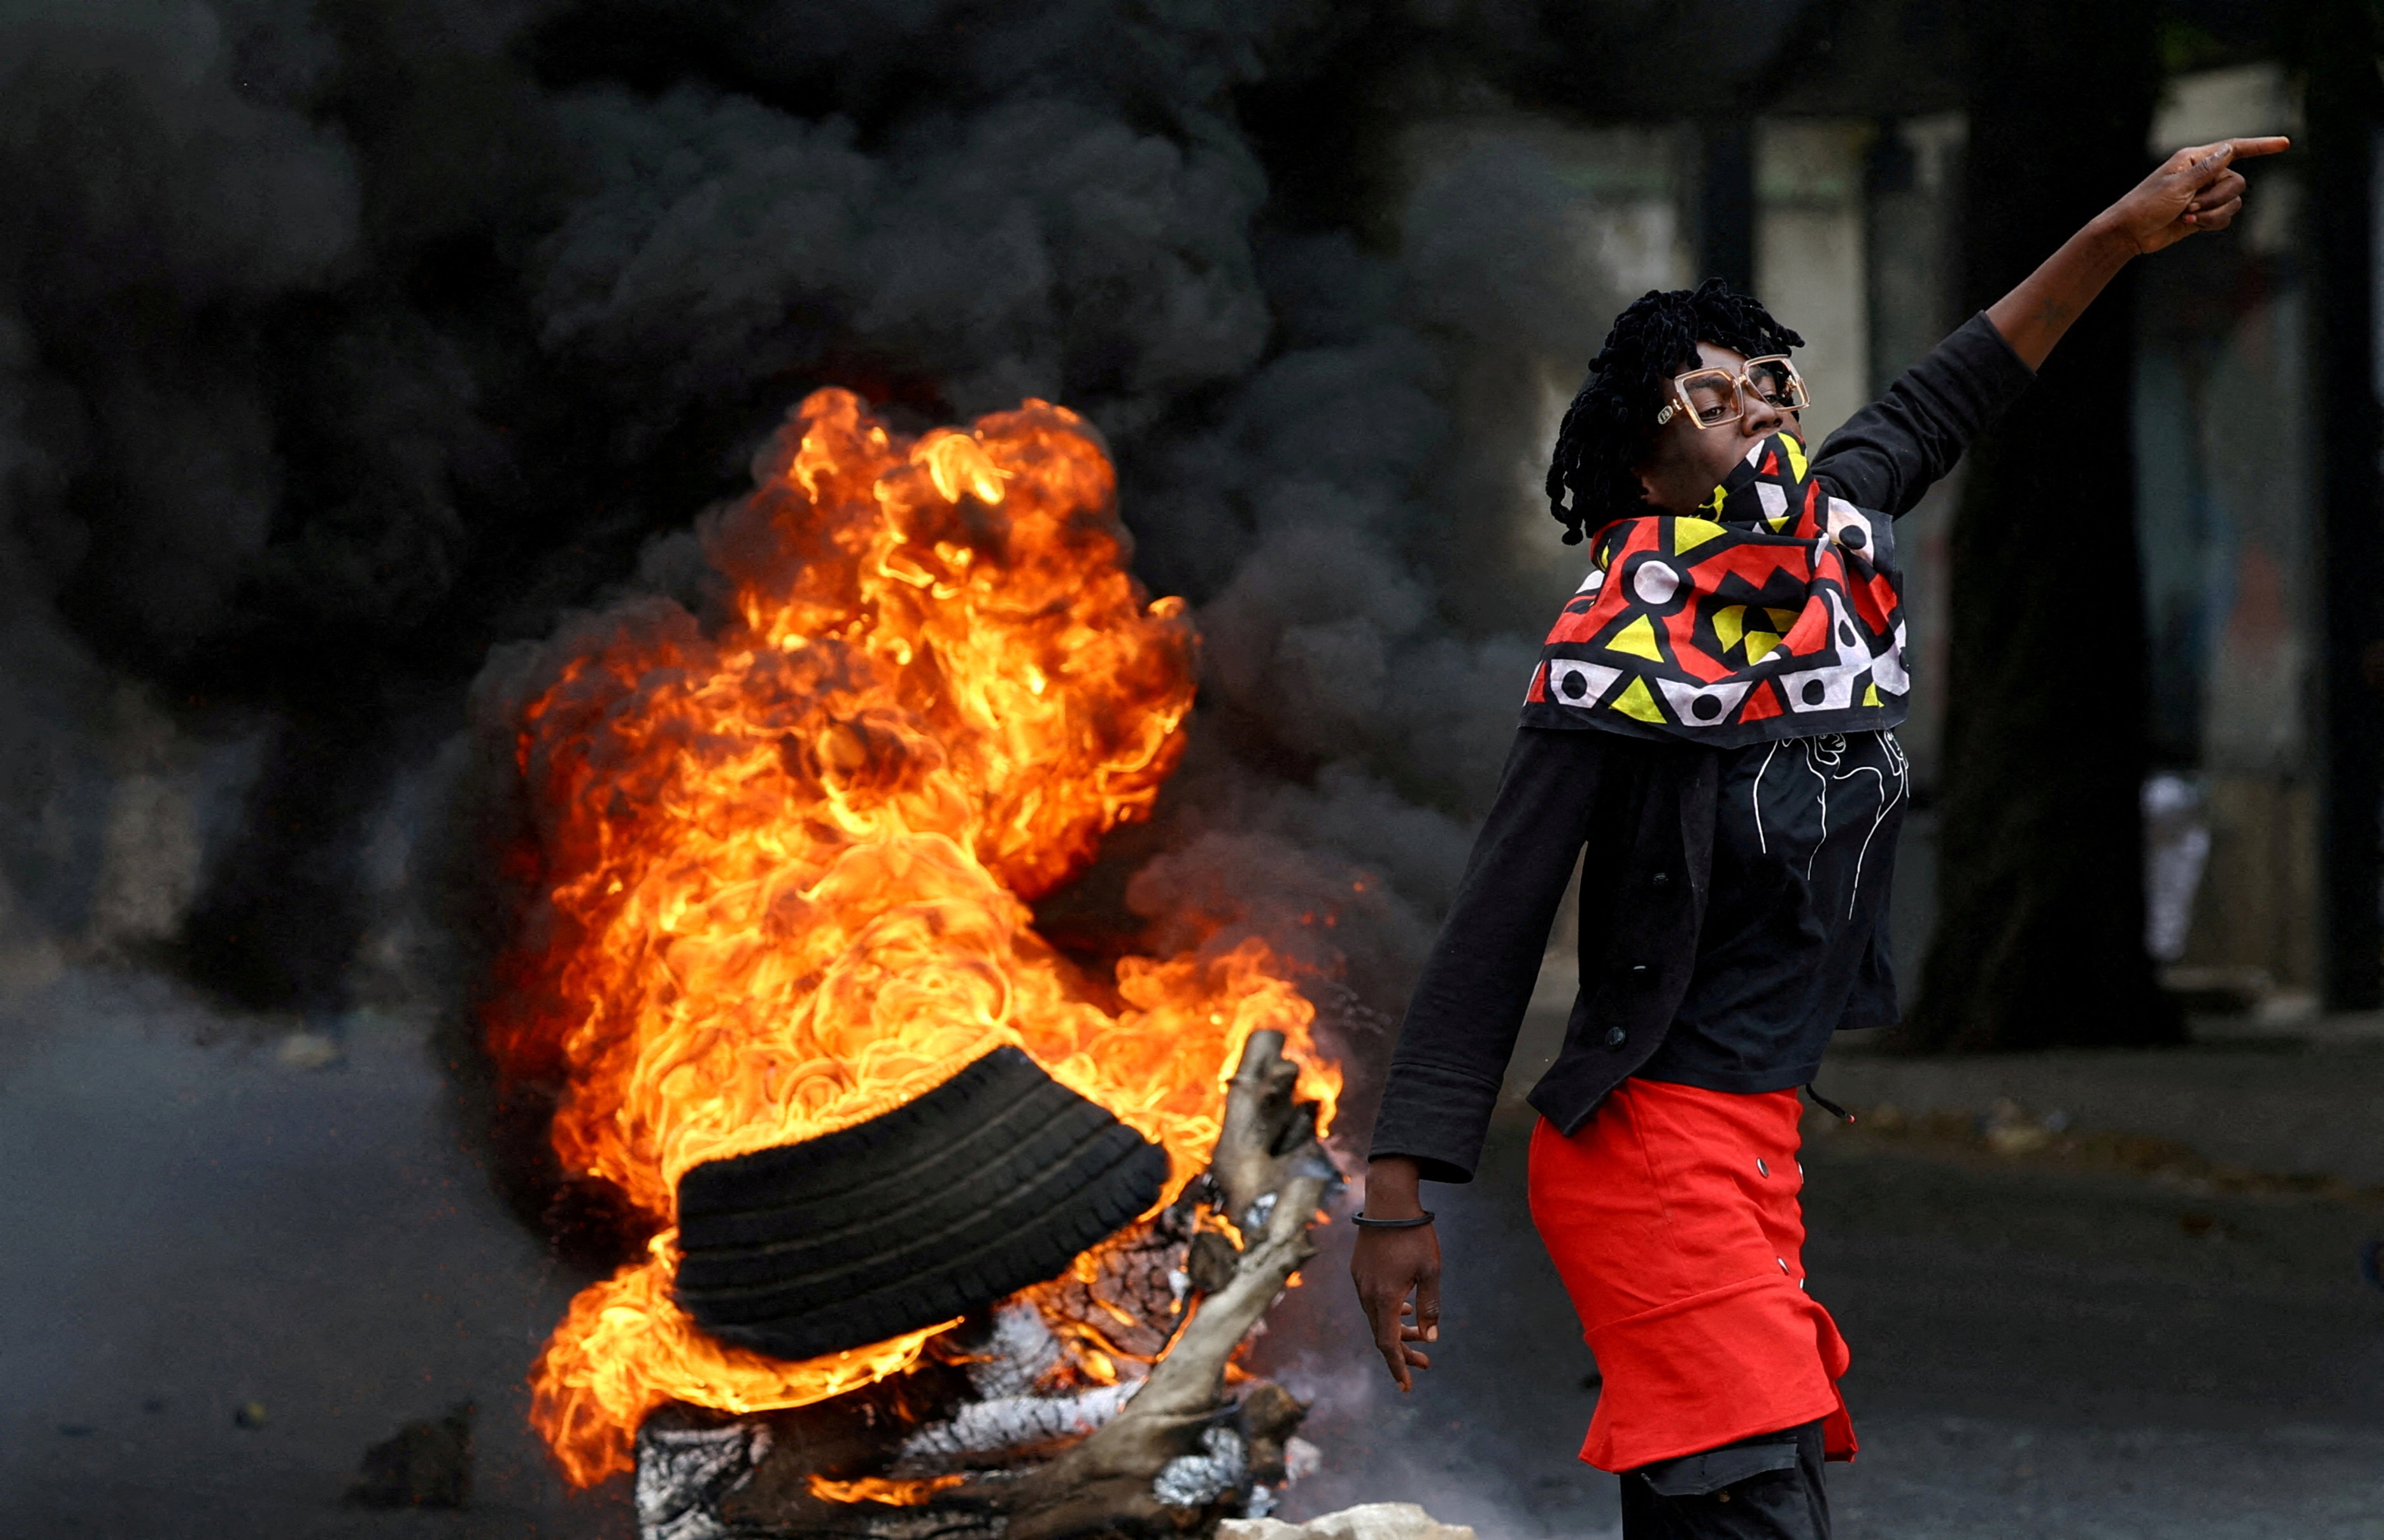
[0,0,1682,1063]
[0,0,1839,1526]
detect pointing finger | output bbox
[2176,137,2287,184]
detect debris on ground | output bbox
[274,1030,343,1070]
[233,1401,268,1429]
[1807,1097,2384,1207]
[1221,1501,1478,1540]
[346,1401,474,1509]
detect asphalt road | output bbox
[1268,1098,2384,1540]
[8,966,2384,1539]
[0,971,629,1540]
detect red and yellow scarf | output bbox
[1521,432,1906,746]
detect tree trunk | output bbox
[1902,0,2177,1051]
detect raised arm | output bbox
[1815,135,2287,518]
[1985,135,2288,368]
[1812,313,2036,518]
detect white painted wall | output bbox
[1755,119,1874,444]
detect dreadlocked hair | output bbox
[1545,278,1805,545]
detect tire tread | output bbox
[673,1047,1169,1361]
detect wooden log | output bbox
[991,1030,1335,1540]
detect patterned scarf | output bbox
[1520,432,1907,747]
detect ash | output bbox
[1153,1426,1250,1509]
[635,1420,775,1540]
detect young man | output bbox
[1349,137,2286,1539]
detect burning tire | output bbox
[674,1046,1171,1362]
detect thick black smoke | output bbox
[0,0,1827,1157]
[0,1,1856,1523]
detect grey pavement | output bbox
[1814,1024,2384,1188]
[1266,992,2384,1540]
[9,961,2384,1538]
[0,968,629,1539]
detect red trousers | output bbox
[1527,1079,1856,1473]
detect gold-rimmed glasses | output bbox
[1655,355,1809,428]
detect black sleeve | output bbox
[1811,311,2036,519]
[1366,727,1607,1184]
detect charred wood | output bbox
[637,1030,1337,1540]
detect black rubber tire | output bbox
[674,1045,1170,1362]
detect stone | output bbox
[1219,1501,1478,1540]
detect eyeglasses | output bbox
[1656,356,1809,429]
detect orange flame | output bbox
[488,390,1339,1486]
[808,1474,971,1506]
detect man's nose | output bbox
[1741,390,1786,437]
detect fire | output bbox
[486,389,1340,1486]
[807,1474,970,1506]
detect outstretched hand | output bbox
[1986,133,2289,369]
[2102,137,2291,256]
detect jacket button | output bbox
[1652,872,1671,887]
[1603,1026,1627,1048]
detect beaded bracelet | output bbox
[1349,1210,1435,1229]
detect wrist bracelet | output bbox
[1350,1210,1435,1229]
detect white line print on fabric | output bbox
[1753,731,1909,914]
[1752,738,1785,855]
[1843,730,1910,913]
[1800,733,1849,882]
[1798,734,1841,879]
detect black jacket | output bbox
[1367,314,2035,1184]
